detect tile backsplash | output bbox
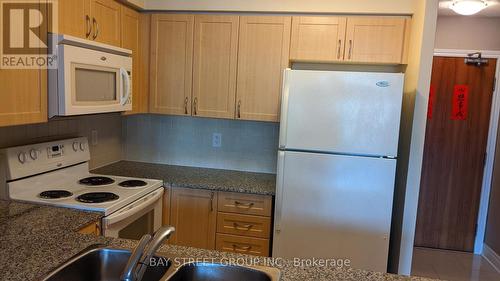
[123,115,279,173]
[0,114,122,169]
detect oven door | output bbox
[58,44,132,116]
[102,188,163,239]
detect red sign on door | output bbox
[451,85,469,120]
[428,85,436,119]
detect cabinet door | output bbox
[236,16,291,122]
[290,16,347,62]
[0,0,47,129]
[138,14,151,113]
[150,14,194,115]
[58,0,91,39]
[90,0,121,46]
[345,17,409,64]
[0,69,47,127]
[121,6,141,115]
[192,15,239,119]
[170,188,217,250]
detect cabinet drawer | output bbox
[217,212,271,238]
[216,233,270,257]
[218,192,272,217]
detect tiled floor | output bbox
[411,247,500,281]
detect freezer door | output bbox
[273,151,396,273]
[280,69,404,157]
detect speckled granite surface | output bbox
[92,161,276,196]
[0,200,110,281]
[0,200,437,281]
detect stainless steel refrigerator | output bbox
[273,69,404,273]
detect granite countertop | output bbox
[0,200,436,281]
[92,161,277,196]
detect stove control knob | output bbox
[29,149,38,160]
[79,142,86,151]
[72,142,79,152]
[18,152,27,164]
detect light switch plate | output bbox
[212,133,222,148]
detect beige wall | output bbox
[486,112,500,254]
[389,0,438,275]
[435,16,500,50]
[145,0,414,14]
[0,114,122,169]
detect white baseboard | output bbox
[483,244,500,273]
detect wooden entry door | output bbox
[415,56,497,252]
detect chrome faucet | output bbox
[121,226,175,281]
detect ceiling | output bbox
[438,0,500,17]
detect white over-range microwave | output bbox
[49,35,132,118]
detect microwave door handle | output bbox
[120,68,131,106]
[104,189,163,226]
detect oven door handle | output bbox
[120,67,131,106]
[104,188,163,226]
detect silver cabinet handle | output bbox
[237,100,241,119]
[234,201,254,209]
[348,39,353,60]
[92,17,99,40]
[233,222,253,231]
[85,15,92,38]
[193,97,198,115]
[337,39,342,59]
[184,97,189,115]
[210,192,214,212]
[232,244,252,251]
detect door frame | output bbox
[433,49,500,255]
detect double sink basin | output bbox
[42,245,280,281]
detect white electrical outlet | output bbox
[91,130,98,146]
[212,133,222,148]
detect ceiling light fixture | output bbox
[450,0,489,15]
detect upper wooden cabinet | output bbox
[91,0,122,46]
[0,69,47,127]
[150,14,194,115]
[345,17,409,64]
[192,15,239,119]
[58,0,91,39]
[170,188,217,250]
[290,16,347,62]
[137,14,151,113]
[121,6,149,115]
[0,5,47,128]
[290,16,410,64]
[58,0,122,46]
[236,16,291,122]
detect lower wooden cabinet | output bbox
[169,187,217,249]
[217,212,271,238]
[78,221,101,236]
[216,233,270,256]
[166,188,273,256]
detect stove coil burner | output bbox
[39,190,73,199]
[76,192,119,204]
[118,180,148,188]
[79,176,115,186]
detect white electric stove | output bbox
[0,137,164,239]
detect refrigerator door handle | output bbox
[274,151,286,233]
[279,69,291,149]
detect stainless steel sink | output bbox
[42,245,171,281]
[164,262,280,281]
[42,245,280,281]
